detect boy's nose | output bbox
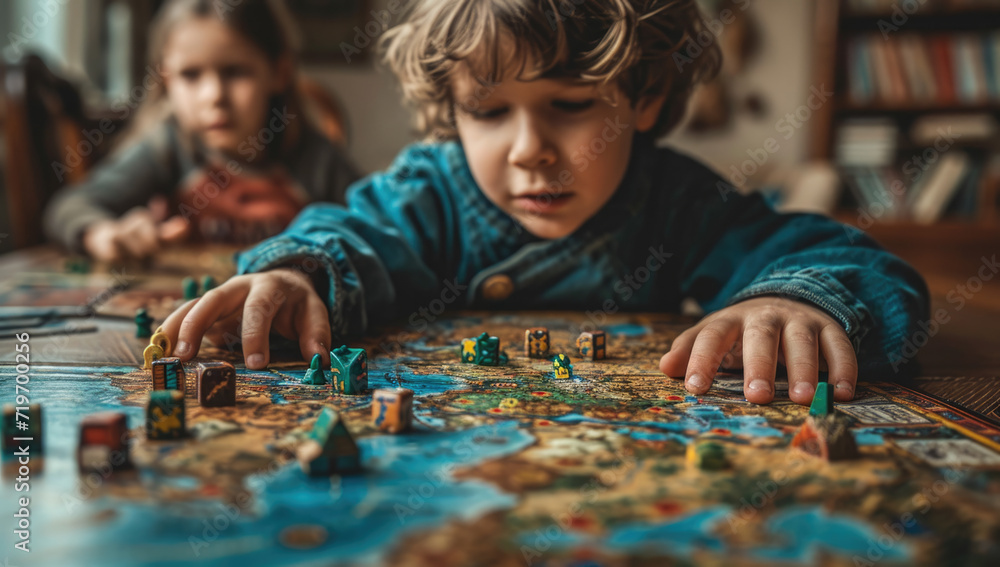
[508,115,557,169]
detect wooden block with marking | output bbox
[372,388,414,434]
[196,362,236,407]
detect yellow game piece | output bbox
[499,398,519,411]
[150,331,172,357]
[143,344,165,370]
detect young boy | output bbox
[162,0,929,406]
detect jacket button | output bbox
[481,274,514,301]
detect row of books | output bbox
[847,33,1000,105]
[846,0,1000,14]
[840,154,990,223]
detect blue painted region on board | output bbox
[519,505,910,563]
[618,428,690,445]
[852,429,885,446]
[603,323,650,337]
[757,506,910,561]
[553,403,784,440]
[0,361,535,566]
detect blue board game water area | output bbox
[0,366,534,566]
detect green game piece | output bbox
[330,345,368,394]
[474,332,501,366]
[64,256,90,273]
[201,275,216,295]
[693,441,729,470]
[297,407,360,476]
[134,308,154,338]
[808,381,834,418]
[552,353,573,379]
[302,353,327,385]
[182,277,200,301]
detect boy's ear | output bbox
[635,94,667,133]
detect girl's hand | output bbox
[161,268,331,369]
[82,207,189,262]
[659,297,858,405]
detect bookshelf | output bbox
[811,0,1000,227]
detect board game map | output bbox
[2,312,1000,567]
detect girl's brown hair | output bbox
[380,0,721,140]
[125,0,303,159]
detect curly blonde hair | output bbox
[380,0,721,140]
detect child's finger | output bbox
[819,324,858,402]
[158,216,191,243]
[682,322,740,394]
[294,293,332,366]
[240,280,285,369]
[782,322,820,405]
[175,284,248,360]
[161,299,199,345]
[741,320,781,404]
[659,326,699,378]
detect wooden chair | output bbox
[2,54,125,249]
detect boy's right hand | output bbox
[161,268,332,370]
[83,207,189,262]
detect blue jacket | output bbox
[238,139,930,377]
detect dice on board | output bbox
[152,357,186,392]
[146,390,186,440]
[78,412,131,472]
[2,404,43,475]
[460,337,478,363]
[576,330,606,361]
[372,388,414,434]
[552,354,573,379]
[330,345,368,395]
[197,362,237,407]
[524,327,550,358]
[297,407,361,476]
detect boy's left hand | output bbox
[659,297,858,405]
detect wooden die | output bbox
[576,330,606,361]
[196,362,236,407]
[525,328,550,358]
[152,357,186,391]
[146,390,186,440]
[372,388,414,434]
[78,412,130,472]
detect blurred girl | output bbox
[44,0,360,261]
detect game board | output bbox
[2,312,1000,567]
